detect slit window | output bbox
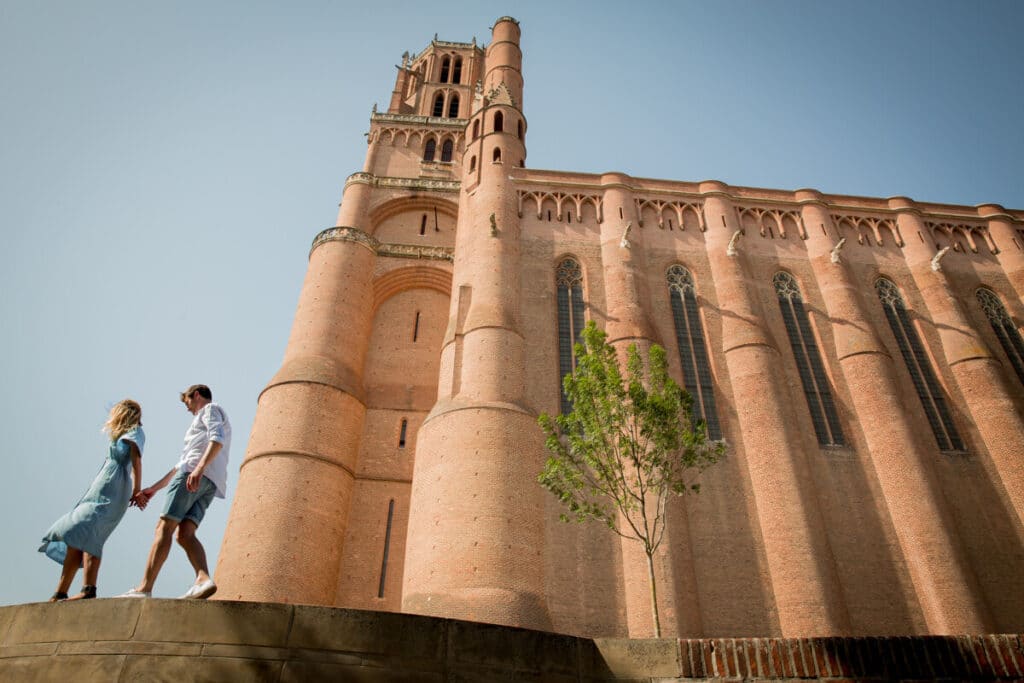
[398,419,408,447]
[876,277,964,451]
[472,119,480,139]
[423,139,436,162]
[440,139,453,162]
[517,120,523,139]
[377,499,395,598]
[413,312,421,342]
[469,155,476,172]
[556,258,586,415]
[774,272,845,446]
[667,266,722,440]
[977,287,1024,387]
[419,214,427,236]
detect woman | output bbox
[39,399,144,600]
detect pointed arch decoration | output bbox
[976,287,1024,386]
[555,257,586,415]
[666,265,721,439]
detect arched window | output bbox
[667,266,721,439]
[452,56,462,84]
[556,258,586,415]
[977,287,1024,386]
[432,93,444,117]
[517,120,524,140]
[494,111,504,132]
[472,119,480,140]
[447,94,459,118]
[774,272,845,446]
[876,278,964,451]
[439,56,451,83]
[440,139,453,162]
[423,138,436,162]
[492,147,501,163]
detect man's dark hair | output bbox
[180,384,212,402]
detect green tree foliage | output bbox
[538,321,724,637]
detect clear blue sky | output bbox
[1,1,1021,605]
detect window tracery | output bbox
[875,277,964,451]
[556,258,586,415]
[774,272,845,446]
[976,288,1024,386]
[667,266,721,440]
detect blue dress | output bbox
[39,427,145,564]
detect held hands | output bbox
[130,487,155,510]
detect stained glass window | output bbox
[556,258,586,415]
[667,266,721,440]
[976,287,1024,387]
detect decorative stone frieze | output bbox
[311,226,453,262]
[345,173,460,193]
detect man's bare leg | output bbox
[134,517,178,593]
[176,520,211,585]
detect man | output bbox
[120,384,231,599]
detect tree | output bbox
[538,321,724,637]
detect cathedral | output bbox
[214,17,1024,639]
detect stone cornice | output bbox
[372,112,467,129]
[345,172,461,194]
[311,226,453,262]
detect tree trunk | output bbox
[645,550,661,637]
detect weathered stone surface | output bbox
[132,599,291,646]
[119,654,281,682]
[5,599,141,644]
[592,638,681,679]
[0,653,126,682]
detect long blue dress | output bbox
[39,427,145,564]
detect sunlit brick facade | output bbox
[215,17,1024,638]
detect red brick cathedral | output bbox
[215,17,1024,638]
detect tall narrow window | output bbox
[977,287,1024,386]
[556,258,586,415]
[398,418,408,447]
[494,111,503,132]
[377,499,395,598]
[667,266,721,440]
[439,56,451,83]
[472,119,480,139]
[876,277,964,451]
[517,120,523,140]
[432,93,444,117]
[447,94,459,118]
[774,272,845,446]
[419,214,427,235]
[423,139,436,162]
[440,139,453,162]
[413,311,420,342]
[492,147,501,163]
[452,56,462,84]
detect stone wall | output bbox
[1,600,1021,681]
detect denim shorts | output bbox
[161,468,216,526]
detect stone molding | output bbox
[344,172,461,194]
[372,112,467,129]
[0,601,1021,681]
[311,226,454,262]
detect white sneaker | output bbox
[118,588,151,598]
[180,579,217,600]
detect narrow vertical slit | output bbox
[413,311,421,342]
[420,214,427,236]
[377,499,395,598]
[399,419,407,448]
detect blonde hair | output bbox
[104,399,142,442]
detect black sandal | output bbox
[48,592,68,602]
[66,585,97,600]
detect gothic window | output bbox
[556,258,586,415]
[452,56,462,84]
[439,56,451,83]
[977,287,1024,386]
[875,277,964,451]
[440,139,453,162]
[472,119,480,140]
[432,93,444,117]
[494,111,503,132]
[448,94,459,118]
[423,138,436,162]
[774,272,845,446]
[667,266,721,440]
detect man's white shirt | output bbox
[176,402,231,498]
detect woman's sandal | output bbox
[48,592,68,602]
[65,585,97,601]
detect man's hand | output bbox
[131,489,153,510]
[186,469,204,492]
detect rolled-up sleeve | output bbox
[205,405,227,444]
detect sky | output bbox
[1,1,1021,605]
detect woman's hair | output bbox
[104,399,142,442]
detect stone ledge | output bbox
[0,600,1021,681]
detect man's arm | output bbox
[132,467,178,508]
[186,441,222,492]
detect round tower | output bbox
[401,17,551,631]
[215,178,376,604]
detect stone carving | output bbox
[620,221,632,249]
[310,226,453,262]
[727,230,742,257]
[345,173,460,194]
[931,246,951,272]
[830,237,846,264]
